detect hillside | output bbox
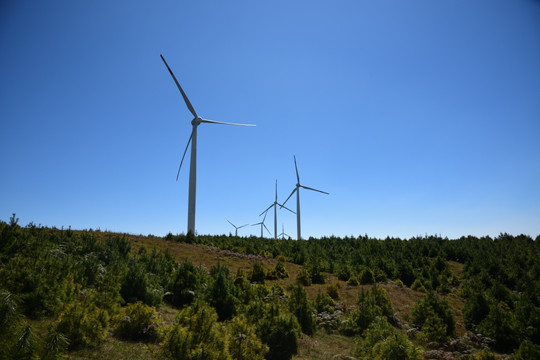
[1,219,538,359]
[130,235,466,332]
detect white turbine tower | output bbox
[227,220,248,237]
[282,156,329,240]
[259,180,295,239]
[161,54,255,234]
[279,224,290,240]
[252,210,271,238]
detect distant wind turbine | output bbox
[282,156,329,240]
[278,224,290,240]
[252,210,271,238]
[259,180,295,239]
[160,54,255,234]
[227,220,248,237]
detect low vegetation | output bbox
[1,214,539,359]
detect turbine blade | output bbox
[294,155,300,183]
[227,220,237,228]
[176,129,194,181]
[160,54,198,118]
[262,209,269,222]
[277,203,296,214]
[281,187,297,207]
[199,118,255,126]
[263,223,271,236]
[259,204,273,216]
[275,180,278,202]
[238,224,249,229]
[300,185,329,195]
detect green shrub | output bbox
[250,262,266,284]
[341,286,394,336]
[306,257,325,284]
[336,263,351,281]
[161,300,229,360]
[288,285,315,335]
[227,315,268,360]
[397,262,416,287]
[265,269,279,280]
[53,300,109,349]
[41,331,69,360]
[1,255,75,317]
[0,289,19,336]
[296,268,311,286]
[374,268,388,283]
[421,311,448,344]
[340,302,377,336]
[113,302,161,342]
[268,284,285,301]
[356,317,422,360]
[234,268,249,287]
[257,306,300,360]
[208,263,238,321]
[359,268,375,284]
[463,291,490,330]
[0,289,39,359]
[92,267,124,315]
[274,260,288,279]
[367,285,394,318]
[314,291,335,313]
[120,258,162,306]
[395,279,404,287]
[326,283,340,300]
[166,260,202,308]
[411,279,426,292]
[411,292,455,339]
[371,330,422,360]
[12,324,38,359]
[478,301,520,352]
[513,340,540,360]
[347,276,359,286]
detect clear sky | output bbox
[1,0,539,240]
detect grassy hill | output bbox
[1,219,538,359]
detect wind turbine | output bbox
[227,220,248,237]
[259,180,295,239]
[252,210,271,238]
[160,54,255,234]
[278,224,290,240]
[282,155,329,240]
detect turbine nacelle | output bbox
[161,53,255,234]
[281,155,329,240]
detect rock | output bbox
[443,338,472,353]
[407,327,419,336]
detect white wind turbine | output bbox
[227,220,248,237]
[281,156,329,240]
[259,180,295,239]
[278,224,290,240]
[252,210,271,238]
[160,54,255,234]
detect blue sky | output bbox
[1,0,539,240]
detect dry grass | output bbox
[294,332,356,360]
[130,237,277,275]
[68,338,158,360]
[448,260,464,277]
